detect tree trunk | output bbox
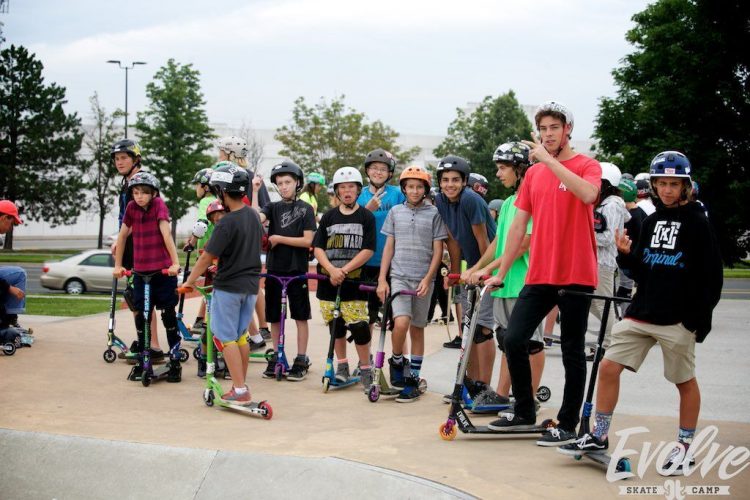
[3,225,14,250]
[97,206,105,249]
[171,219,177,243]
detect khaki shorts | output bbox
[604,319,696,384]
[319,300,369,326]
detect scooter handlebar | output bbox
[306,272,328,281]
[446,273,493,283]
[399,289,418,296]
[176,285,194,295]
[359,284,377,293]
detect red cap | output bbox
[0,200,23,225]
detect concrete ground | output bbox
[1,296,749,499]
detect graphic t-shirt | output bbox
[515,154,601,287]
[312,206,376,301]
[261,199,317,273]
[122,197,172,272]
[491,193,532,299]
[435,189,496,268]
[357,184,405,267]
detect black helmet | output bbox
[436,155,471,182]
[128,171,160,193]
[192,168,214,186]
[364,148,397,173]
[111,139,142,161]
[270,159,304,192]
[493,142,530,168]
[468,173,489,198]
[209,161,249,195]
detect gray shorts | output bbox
[390,277,434,328]
[493,297,544,344]
[456,284,494,332]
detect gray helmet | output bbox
[488,199,504,212]
[128,171,160,192]
[364,148,397,172]
[534,101,574,133]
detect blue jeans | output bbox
[0,266,27,314]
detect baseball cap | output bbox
[0,200,23,225]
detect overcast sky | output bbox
[3,0,652,141]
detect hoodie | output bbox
[617,201,722,342]
[596,195,631,270]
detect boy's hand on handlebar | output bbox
[416,277,431,297]
[167,264,181,276]
[483,275,503,289]
[113,266,125,278]
[377,280,390,302]
[468,269,488,285]
[329,267,346,286]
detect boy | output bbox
[251,159,316,381]
[488,101,601,447]
[435,155,497,396]
[377,166,447,402]
[113,172,181,382]
[182,162,264,405]
[313,166,376,388]
[560,151,723,475]
[465,142,546,413]
[357,149,406,331]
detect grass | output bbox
[0,249,78,263]
[25,296,112,317]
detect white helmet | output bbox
[332,166,363,189]
[217,136,248,158]
[534,101,574,133]
[191,220,208,239]
[600,162,622,187]
[634,172,650,181]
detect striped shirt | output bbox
[122,197,172,272]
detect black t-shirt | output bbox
[262,199,317,273]
[204,206,263,294]
[313,206,376,302]
[625,206,648,249]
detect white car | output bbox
[40,249,126,294]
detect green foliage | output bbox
[83,93,123,248]
[594,0,750,263]
[135,59,214,237]
[274,95,420,184]
[0,44,85,249]
[433,91,532,201]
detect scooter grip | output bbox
[359,284,377,293]
[447,273,461,280]
[306,272,328,281]
[122,270,133,277]
[176,286,194,295]
[399,289,418,296]
[162,268,179,276]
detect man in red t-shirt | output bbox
[485,102,601,445]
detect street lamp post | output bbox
[106,60,147,138]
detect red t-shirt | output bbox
[515,154,601,287]
[122,196,172,272]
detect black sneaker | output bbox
[262,354,278,379]
[197,357,207,379]
[659,445,696,476]
[536,427,577,447]
[190,318,206,335]
[443,335,462,349]
[396,378,421,403]
[487,413,536,431]
[558,433,609,456]
[167,360,182,383]
[287,357,310,381]
[249,339,267,352]
[259,327,272,341]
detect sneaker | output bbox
[189,318,206,335]
[127,363,143,381]
[443,335,462,349]
[167,360,182,383]
[558,433,609,456]
[335,363,351,383]
[536,427,577,447]
[396,378,421,403]
[487,413,537,431]
[118,341,139,359]
[471,389,511,414]
[388,357,406,389]
[262,354,278,379]
[287,357,310,381]
[221,386,252,406]
[359,367,373,390]
[466,378,488,399]
[259,327,272,341]
[659,445,696,476]
[150,348,166,363]
[197,357,207,379]
[249,339,267,352]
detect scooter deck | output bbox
[544,334,596,349]
[217,400,270,416]
[566,450,632,473]
[450,406,554,436]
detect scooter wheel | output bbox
[418,378,428,394]
[3,343,16,356]
[439,422,457,441]
[541,418,556,429]
[142,371,152,387]
[322,378,330,393]
[103,349,117,363]
[265,348,275,361]
[616,458,631,473]
[193,347,201,360]
[368,386,380,403]
[179,348,189,363]
[204,389,214,407]
[259,401,273,420]
[536,385,552,402]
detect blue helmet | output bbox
[649,151,691,181]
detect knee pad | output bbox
[332,317,347,339]
[347,321,371,346]
[134,312,146,333]
[237,334,249,347]
[495,326,507,352]
[123,285,137,312]
[528,340,545,355]
[473,326,494,345]
[160,308,177,329]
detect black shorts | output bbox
[360,265,383,324]
[264,272,311,323]
[132,272,178,313]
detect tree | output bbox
[238,121,265,173]
[433,91,533,202]
[82,93,123,249]
[594,0,750,264]
[135,59,214,238]
[274,95,420,185]
[0,44,85,249]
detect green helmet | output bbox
[618,178,637,203]
[307,172,326,186]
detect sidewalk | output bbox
[1,297,749,499]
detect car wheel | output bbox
[64,279,85,295]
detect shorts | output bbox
[210,288,258,344]
[390,276,433,328]
[320,300,368,326]
[456,284,494,331]
[132,272,178,312]
[264,273,311,323]
[604,319,696,384]
[493,297,544,353]
[361,265,383,323]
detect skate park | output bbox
[1,292,749,499]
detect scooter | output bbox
[307,273,361,392]
[176,246,201,347]
[260,273,311,380]
[439,277,555,440]
[557,289,632,474]
[358,284,428,402]
[102,276,131,363]
[177,283,272,419]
